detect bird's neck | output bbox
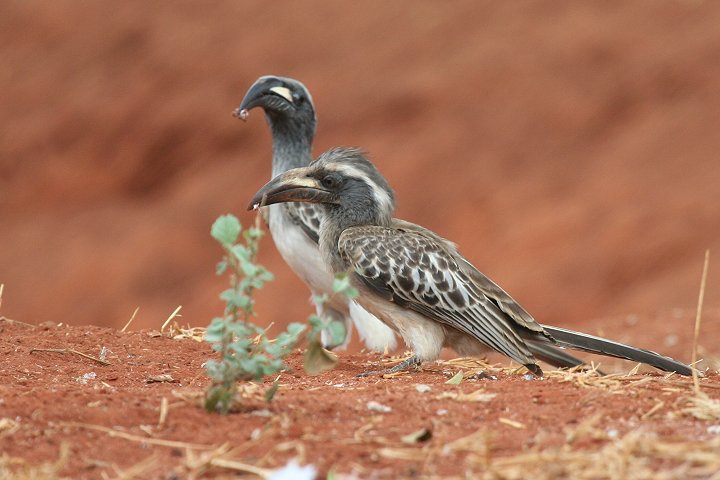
[268,118,313,177]
[318,217,348,273]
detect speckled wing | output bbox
[338,223,542,367]
[284,202,322,244]
[390,219,544,334]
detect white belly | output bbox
[354,288,445,362]
[268,205,335,296]
[266,205,397,352]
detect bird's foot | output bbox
[357,355,421,377]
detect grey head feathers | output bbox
[311,147,396,229]
[238,75,317,173]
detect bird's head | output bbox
[234,75,316,138]
[248,147,395,227]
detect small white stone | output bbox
[367,400,392,413]
[707,425,720,435]
[436,409,448,416]
[268,459,317,480]
[76,372,97,385]
[250,409,272,417]
[415,384,432,393]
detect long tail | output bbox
[527,341,587,370]
[539,325,693,376]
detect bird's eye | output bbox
[292,92,304,104]
[321,174,341,189]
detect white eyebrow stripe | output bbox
[269,86,293,103]
[331,163,394,215]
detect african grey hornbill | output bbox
[248,147,694,377]
[235,75,397,352]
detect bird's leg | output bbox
[357,355,421,377]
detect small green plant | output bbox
[204,214,305,414]
[204,213,362,413]
[303,275,358,375]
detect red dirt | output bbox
[3,2,720,478]
[1,1,719,335]
[2,314,719,479]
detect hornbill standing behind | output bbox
[248,147,693,377]
[236,76,397,352]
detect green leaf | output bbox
[287,322,306,335]
[312,293,328,307]
[249,277,267,289]
[332,273,358,299]
[275,324,304,349]
[215,259,229,275]
[226,321,253,339]
[220,289,251,310]
[230,244,250,263]
[257,269,274,282]
[445,371,464,385]
[303,340,338,375]
[244,226,265,241]
[326,320,347,347]
[204,360,226,381]
[204,318,228,343]
[239,258,260,277]
[307,315,323,342]
[228,339,252,354]
[211,215,241,246]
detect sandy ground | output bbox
[1,312,719,479]
[1,2,720,338]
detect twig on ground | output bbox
[30,347,111,366]
[209,458,272,478]
[161,305,183,333]
[158,397,169,429]
[109,453,159,480]
[692,250,710,393]
[57,421,214,450]
[121,307,140,333]
[0,316,35,327]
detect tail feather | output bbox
[541,325,693,376]
[527,341,587,370]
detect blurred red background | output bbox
[2,2,719,346]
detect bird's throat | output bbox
[269,120,313,176]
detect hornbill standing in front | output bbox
[235,76,397,352]
[248,147,694,377]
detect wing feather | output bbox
[339,223,539,367]
[284,202,322,244]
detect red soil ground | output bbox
[1,316,719,479]
[1,1,719,336]
[2,2,720,478]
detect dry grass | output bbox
[376,421,720,480]
[0,444,70,480]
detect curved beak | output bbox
[248,168,336,210]
[233,76,295,121]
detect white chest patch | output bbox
[267,205,334,295]
[265,205,397,352]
